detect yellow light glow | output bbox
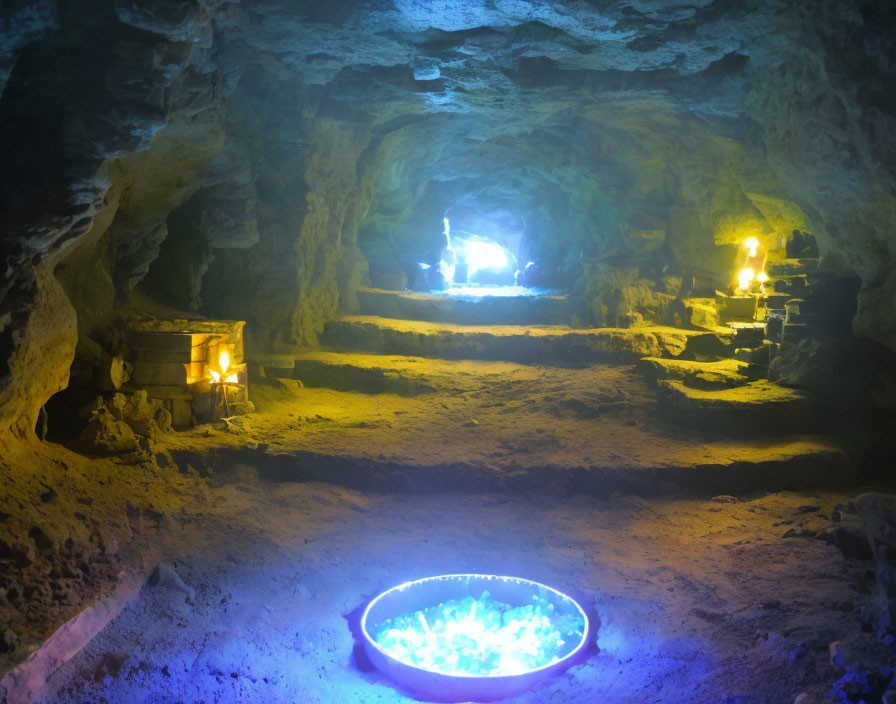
[218,350,230,374]
[738,267,755,291]
[756,271,769,283]
[225,373,239,384]
[743,237,760,258]
[209,369,221,383]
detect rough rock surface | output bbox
[856,493,896,629]
[1,2,896,698]
[0,0,894,439]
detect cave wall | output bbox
[744,1,896,351]
[1,0,895,440]
[0,1,379,436]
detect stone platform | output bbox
[321,316,716,363]
[225,284,853,497]
[164,351,852,497]
[356,286,575,325]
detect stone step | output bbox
[290,351,646,400]
[656,378,813,433]
[245,353,296,381]
[321,315,709,364]
[766,258,819,277]
[183,434,852,498]
[179,353,851,495]
[638,357,751,390]
[768,275,809,297]
[292,353,436,396]
[658,378,805,410]
[356,287,575,325]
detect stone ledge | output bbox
[322,316,699,363]
[0,553,157,704]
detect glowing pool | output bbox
[360,574,590,702]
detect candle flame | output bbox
[743,237,760,258]
[756,271,769,283]
[738,267,755,292]
[209,348,234,383]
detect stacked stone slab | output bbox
[760,234,861,388]
[125,319,246,428]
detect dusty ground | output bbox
[47,482,889,704]
[0,437,205,673]
[162,356,848,495]
[1,355,890,703]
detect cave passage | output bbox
[2,2,896,704]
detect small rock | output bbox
[104,537,119,557]
[794,505,820,515]
[805,628,838,650]
[788,643,808,663]
[148,563,195,601]
[829,640,848,670]
[783,527,817,539]
[710,495,739,504]
[79,411,138,454]
[793,694,819,704]
[833,667,891,701]
[756,631,789,652]
[28,526,53,552]
[818,516,872,561]
[0,627,19,653]
[836,501,857,515]
[462,419,480,427]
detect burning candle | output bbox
[213,349,232,416]
[734,236,768,294]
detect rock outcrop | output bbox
[857,493,896,629]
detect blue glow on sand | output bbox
[371,590,585,677]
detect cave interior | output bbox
[2,1,896,703]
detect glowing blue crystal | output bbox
[372,590,585,677]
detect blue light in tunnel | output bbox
[456,238,511,280]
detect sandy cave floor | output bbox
[5,356,890,703]
[163,356,846,483]
[49,484,887,704]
